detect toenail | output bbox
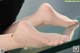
[73,20,79,24]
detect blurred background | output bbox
[11,0,80,53]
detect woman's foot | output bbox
[13,21,69,48]
[27,3,78,27]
